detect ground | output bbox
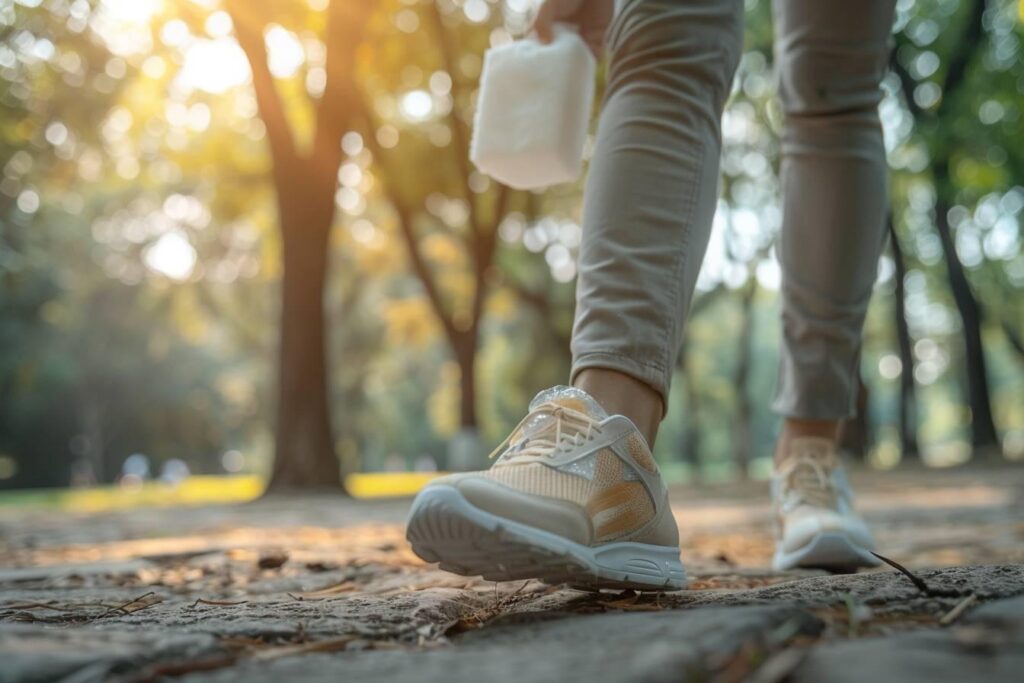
[1,465,1022,683]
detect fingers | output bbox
[532,1,559,44]
[531,0,605,55]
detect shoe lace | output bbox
[488,402,603,461]
[777,452,837,509]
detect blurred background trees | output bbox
[1,0,1021,492]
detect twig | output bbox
[299,580,359,597]
[189,598,249,609]
[3,602,73,612]
[871,552,964,598]
[939,593,978,626]
[97,591,158,618]
[871,552,931,593]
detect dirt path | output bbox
[1,466,1022,682]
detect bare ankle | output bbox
[573,368,662,448]
[775,418,840,465]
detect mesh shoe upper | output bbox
[479,450,654,542]
[426,386,677,547]
[772,437,875,553]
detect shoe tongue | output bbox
[527,385,607,419]
[784,437,836,461]
[504,386,607,453]
[778,437,839,476]
[779,438,839,508]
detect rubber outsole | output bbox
[773,531,880,572]
[406,485,686,591]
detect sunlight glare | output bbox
[205,11,234,38]
[178,39,250,94]
[265,25,305,78]
[160,19,190,47]
[101,0,163,25]
[463,0,490,23]
[401,90,434,121]
[145,231,197,280]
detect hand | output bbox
[531,0,614,57]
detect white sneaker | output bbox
[406,386,685,591]
[771,437,880,571]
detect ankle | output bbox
[775,418,840,466]
[573,368,662,448]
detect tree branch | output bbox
[467,183,511,330]
[310,1,374,178]
[936,0,987,120]
[393,202,461,344]
[424,4,482,238]
[356,97,460,343]
[892,0,988,124]
[889,48,923,120]
[227,1,297,170]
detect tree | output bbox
[887,216,921,460]
[224,0,376,491]
[730,279,758,479]
[890,0,1001,455]
[357,2,517,468]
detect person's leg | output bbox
[408,0,744,591]
[571,0,745,448]
[772,0,896,441]
[771,0,896,570]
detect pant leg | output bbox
[570,0,744,413]
[771,0,896,419]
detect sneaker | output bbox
[771,437,880,571]
[406,386,685,590]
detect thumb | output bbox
[531,1,559,43]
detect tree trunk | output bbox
[889,0,998,459]
[677,337,702,482]
[838,374,872,460]
[732,283,756,480]
[229,0,372,492]
[934,162,1001,456]
[81,399,105,484]
[266,180,340,492]
[888,217,920,460]
[455,332,478,431]
[445,329,483,471]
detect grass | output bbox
[0,472,443,512]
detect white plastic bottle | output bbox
[470,27,596,191]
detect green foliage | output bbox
[1,0,1021,489]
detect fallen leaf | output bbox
[257,550,289,570]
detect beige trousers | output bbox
[570,0,897,419]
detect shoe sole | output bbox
[406,485,687,591]
[773,531,880,572]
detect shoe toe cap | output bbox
[781,507,874,553]
[421,474,594,545]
